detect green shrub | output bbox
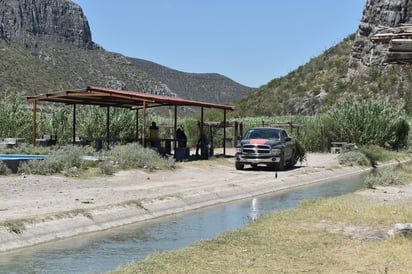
[18,156,63,175]
[0,143,50,155]
[295,140,306,164]
[364,165,408,188]
[358,145,400,167]
[99,160,116,176]
[18,145,95,176]
[338,150,370,166]
[105,143,175,172]
[16,143,176,176]
[0,161,11,175]
[337,145,401,167]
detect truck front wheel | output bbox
[274,154,285,171]
[287,151,298,167]
[235,162,244,170]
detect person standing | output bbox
[196,133,209,159]
[176,127,187,147]
[149,122,160,150]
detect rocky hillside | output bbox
[349,0,412,75]
[0,0,251,104]
[233,35,356,116]
[234,0,412,116]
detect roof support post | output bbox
[142,101,147,147]
[200,107,204,158]
[200,107,204,137]
[106,106,110,148]
[135,108,139,141]
[223,109,227,156]
[32,100,37,146]
[72,104,76,145]
[173,105,177,155]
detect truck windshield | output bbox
[245,128,281,140]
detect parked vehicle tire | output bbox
[235,162,244,170]
[287,150,298,167]
[274,153,285,171]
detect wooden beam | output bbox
[389,39,412,52]
[386,52,412,63]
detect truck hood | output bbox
[241,139,281,146]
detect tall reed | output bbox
[323,101,409,149]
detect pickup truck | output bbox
[235,127,297,171]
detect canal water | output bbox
[0,172,368,273]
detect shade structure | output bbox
[26,86,235,155]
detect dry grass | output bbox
[111,193,412,274]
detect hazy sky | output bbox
[73,0,365,87]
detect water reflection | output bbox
[248,197,258,221]
[0,172,367,273]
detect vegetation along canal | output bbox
[0,172,368,273]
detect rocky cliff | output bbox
[0,0,251,104]
[348,0,412,75]
[0,0,94,49]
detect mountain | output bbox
[0,0,252,105]
[234,0,412,116]
[3,0,411,116]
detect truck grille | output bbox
[243,144,271,155]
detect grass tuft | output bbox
[0,219,28,234]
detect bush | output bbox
[16,143,176,176]
[0,161,11,175]
[358,146,389,167]
[18,145,95,176]
[295,141,307,164]
[99,160,116,176]
[104,143,176,172]
[338,150,370,166]
[364,165,408,188]
[19,156,64,175]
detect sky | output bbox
[72,0,365,88]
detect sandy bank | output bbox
[0,153,373,252]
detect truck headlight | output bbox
[271,148,281,155]
[236,147,243,153]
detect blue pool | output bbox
[0,154,48,173]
